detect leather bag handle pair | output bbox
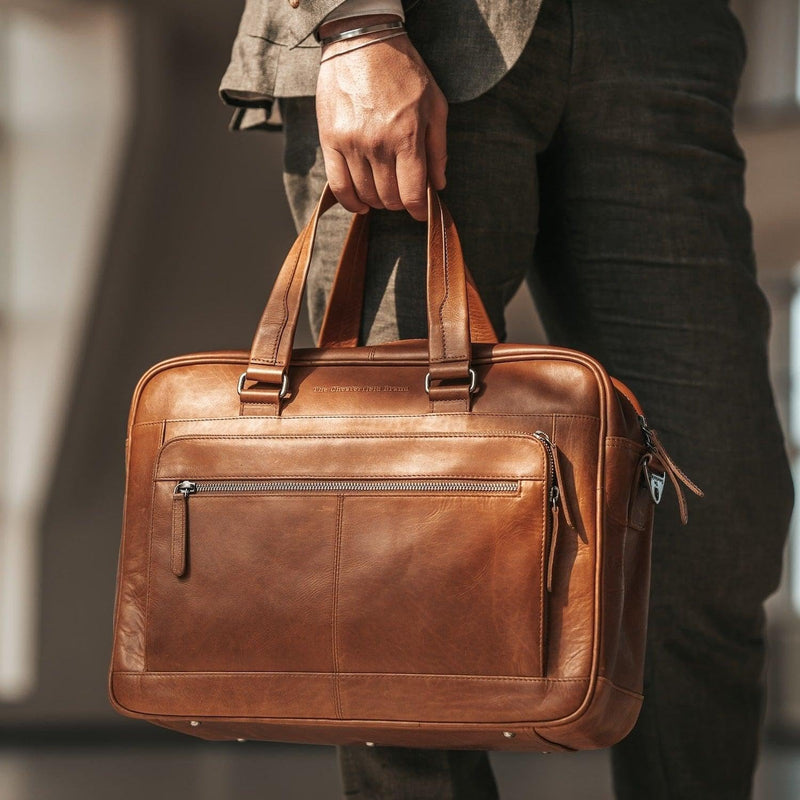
[240,183,497,414]
[316,208,498,349]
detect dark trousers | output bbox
[277,0,794,796]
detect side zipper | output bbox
[533,432,577,593]
[637,415,704,524]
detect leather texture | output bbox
[109,185,698,751]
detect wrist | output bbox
[319,30,410,66]
[317,13,402,41]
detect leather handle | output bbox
[241,184,483,411]
[316,211,371,348]
[242,184,339,404]
[425,187,471,379]
[317,211,499,348]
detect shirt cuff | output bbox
[320,0,404,26]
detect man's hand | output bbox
[316,14,448,221]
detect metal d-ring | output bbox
[424,368,478,395]
[237,371,289,399]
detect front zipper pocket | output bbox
[149,433,565,681]
[170,478,521,578]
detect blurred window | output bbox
[791,271,800,615]
[0,3,130,702]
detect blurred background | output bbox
[1,0,799,797]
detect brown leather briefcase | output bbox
[109,185,700,751]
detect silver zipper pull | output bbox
[534,432,577,594]
[533,432,576,529]
[643,461,666,504]
[638,415,668,504]
[171,481,195,577]
[546,484,560,593]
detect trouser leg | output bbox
[528,2,793,796]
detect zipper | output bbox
[169,477,519,579]
[637,415,704,524]
[532,432,576,593]
[637,415,667,505]
[174,478,519,495]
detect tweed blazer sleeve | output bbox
[219,0,543,131]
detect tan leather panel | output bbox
[163,413,592,442]
[544,525,595,680]
[111,670,587,732]
[146,485,338,673]
[155,433,546,482]
[337,674,588,723]
[335,487,547,678]
[111,673,337,720]
[536,676,642,750]
[132,348,605,423]
[604,516,651,694]
[541,416,601,679]
[111,421,163,673]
